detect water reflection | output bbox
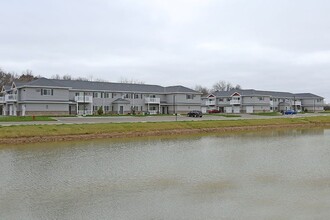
[1,128,330,219]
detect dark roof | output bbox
[165,86,199,93]
[53,79,166,93]
[294,93,323,99]
[15,78,200,94]
[210,89,323,99]
[24,78,71,88]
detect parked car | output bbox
[187,110,203,117]
[207,109,220,114]
[283,110,297,115]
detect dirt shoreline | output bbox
[2,123,330,145]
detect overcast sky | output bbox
[1,0,329,102]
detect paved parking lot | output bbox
[0,113,327,126]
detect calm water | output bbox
[1,128,330,220]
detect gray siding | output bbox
[20,87,69,101]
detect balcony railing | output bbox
[77,110,93,115]
[230,99,241,105]
[145,97,160,104]
[75,96,93,103]
[291,100,302,106]
[5,94,17,102]
[205,101,216,105]
[148,110,158,115]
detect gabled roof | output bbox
[211,89,315,98]
[164,86,199,93]
[53,79,166,93]
[112,98,130,104]
[21,78,71,88]
[294,93,323,99]
[13,78,200,94]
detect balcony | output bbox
[5,94,17,102]
[230,99,241,105]
[148,110,158,115]
[75,96,93,103]
[291,100,302,106]
[205,100,216,105]
[145,97,160,104]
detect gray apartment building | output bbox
[202,89,325,114]
[0,78,202,116]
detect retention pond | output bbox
[1,128,330,219]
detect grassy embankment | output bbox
[207,114,241,117]
[252,112,282,116]
[0,116,56,122]
[0,116,330,144]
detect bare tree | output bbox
[0,68,17,88]
[194,85,210,96]
[212,80,242,92]
[18,69,37,82]
[119,77,145,84]
[62,74,72,80]
[212,80,228,92]
[51,74,61,80]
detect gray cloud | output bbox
[1,0,329,102]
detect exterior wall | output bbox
[165,94,201,114]
[242,96,271,106]
[19,103,69,116]
[112,103,131,114]
[301,98,324,112]
[249,105,271,113]
[20,87,69,101]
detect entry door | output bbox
[120,106,124,114]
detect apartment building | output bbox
[0,78,202,116]
[201,89,325,114]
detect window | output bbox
[104,106,110,111]
[134,94,139,99]
[93,106,98,111]
[104,93,110,98]
[187,94,192,99]
[219,98,224,102]
[258,97,264,101]
[75,92,80,96]
[41,89,53,96]
[93,92,101,98]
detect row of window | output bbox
[77,92,196,100]
[92,105,146,112]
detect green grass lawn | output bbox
[1,116,330,139]
[251,112,282,116]
[0,116,56,122]
[206,114,241,117]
